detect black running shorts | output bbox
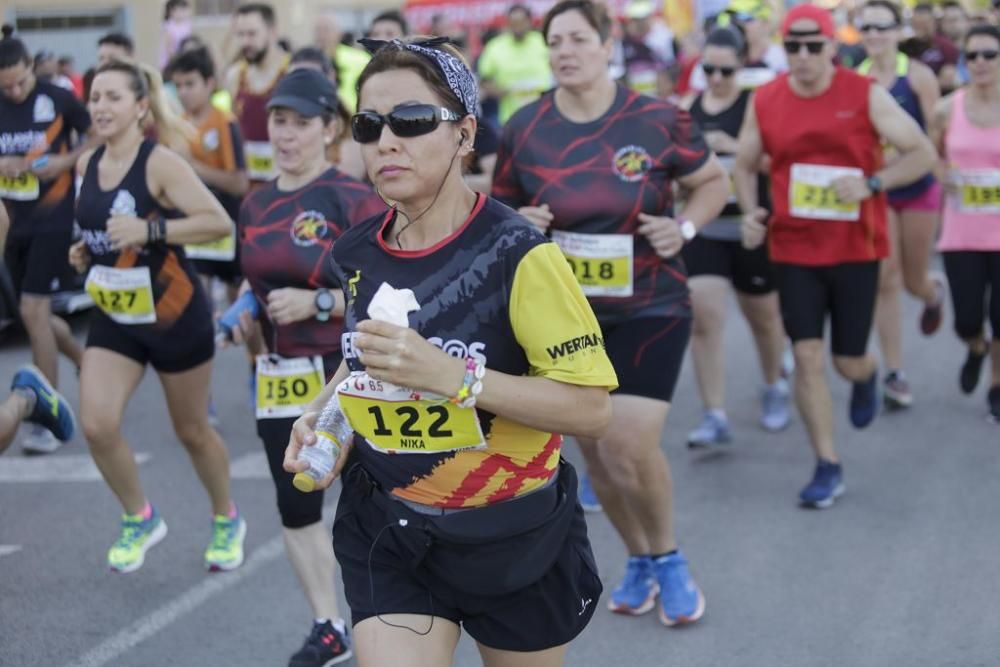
[333,460,602,653]
[682,236,775,295]
[601,316,691,402]
[86,306,215,373]
[773,261,879,357]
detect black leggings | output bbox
[943,251,1000,341]
[258,416,324,529]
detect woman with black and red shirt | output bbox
[233,68,384,667]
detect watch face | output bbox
[316,290,334,311]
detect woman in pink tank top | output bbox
[930,24,1000,421]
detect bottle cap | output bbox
[292,472,317,493]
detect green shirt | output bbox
[333,44,371,114]
[478,32,552,124]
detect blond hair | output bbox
[94,59,195,151]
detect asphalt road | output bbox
[1,294,998,667]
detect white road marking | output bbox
[228,451,271,480]
[0,544,23,558]
[64,536,286,667]
[0,453,151,483]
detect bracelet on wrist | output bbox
[449,356,485,409]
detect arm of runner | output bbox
[911,60,941,139]
[637,157,728,258]
[864,84,937,192]
[0,202,8,256]
[266,287,346,325]
[30,131,101,182]
[351,244,617,439]
[733,100,769,249]
[143,145,233,245]
[929,94,954,187]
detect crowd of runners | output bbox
[1,0,998,664]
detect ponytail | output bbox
[0,24,31,69]
[94,59,195,151]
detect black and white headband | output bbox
[358,37,480,118]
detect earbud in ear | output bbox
[460,131,468,144]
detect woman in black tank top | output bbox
[70,60,247,575]
[681,26,790,449]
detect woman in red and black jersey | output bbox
[493,0,730,627]
[230,68,383,666]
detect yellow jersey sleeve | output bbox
[510,243,619,390]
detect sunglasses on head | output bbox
[702,64,736,77]
[783,40,826,55]
[859,23,898,33]
[351,104,462,144]
[965,49,1000,62]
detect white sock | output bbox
[708,409,727,421]
[331,618,346,634]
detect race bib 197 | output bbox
[337,374,486,455]
[552,230,634,298]
[953,169,1000,214]
[255,355,325,419]
[789,163,862,221]
[85,266,156,325]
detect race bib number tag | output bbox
[551,231,634,298]
[185,226,237,262]
[954,170,1000,214]
[337,374,486,455]
[789,164,862,221]
[0,172,40,201]
[245,141,276,181]
[85,266,156,325]
[255,355,325,419]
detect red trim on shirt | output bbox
[376,193,486,258]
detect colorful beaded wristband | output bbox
[450,356,485,409]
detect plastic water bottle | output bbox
[292,395,353,493]
[215,291,260,344]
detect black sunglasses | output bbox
[965,49,1000,62]
[859,23,898,33]
[702,64,736,77]
[351,104,462,144]
[783,40,826,55]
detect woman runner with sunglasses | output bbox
[494,0,730,627]
[857,0,946,411]
[283,37,618,666]
[929,24,1000,421]
[231,68,384,667]
[682,25,789,449]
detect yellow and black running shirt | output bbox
[333,195,618,508]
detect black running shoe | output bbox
[289,620,352,667]
[960,348,987,395]
[988,386,1000,423]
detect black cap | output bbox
[267,68,338,117]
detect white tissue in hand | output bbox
[367,282,420,327]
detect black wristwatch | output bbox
[314,288,335,323]
[866,174,883,195]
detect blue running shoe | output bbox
[760,381,791,432]
[687,412,732,448]
[654,551,706,626]
[578,473,602,513]
[799,460,845,509]
[849,372,880,429]
[11,365,76,442]
[608,556,658,615]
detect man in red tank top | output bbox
[225,3,288,186]
[733,4,936,509]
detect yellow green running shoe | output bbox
[108,506,167,573]
[205,510,246,572]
